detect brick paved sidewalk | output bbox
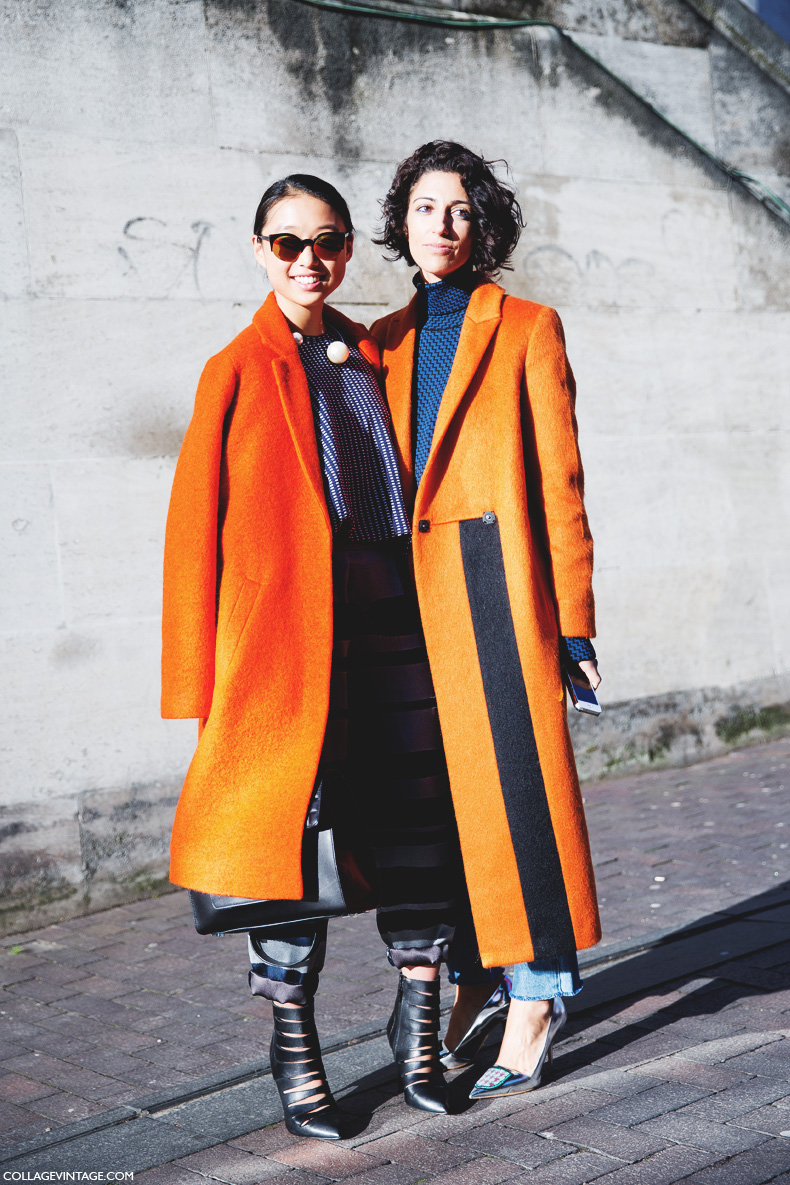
[134,940,790,1185]
[1,739,788,1169]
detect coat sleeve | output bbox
[161,351,238,719]
[525,306,595,639]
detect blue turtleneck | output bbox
[412,271,473,485]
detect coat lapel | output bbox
[255,295,388,529]
[419,283,503,498]
[254,295,330,529]
[379,296,418,509]
[272,356,330,527]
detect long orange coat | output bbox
[162,293,379,901]
[370,283,601,966]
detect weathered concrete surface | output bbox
[1,0,789,931]
[0,779,181,936]
[432,0,713,46]
[571,33,718,151]
[366,0,790,204]
[571,673,790,780]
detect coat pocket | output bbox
[216,574,261,673]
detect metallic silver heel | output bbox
[440,980,510,1069]
[469,996,566,1099]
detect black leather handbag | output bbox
[189,784,375,936]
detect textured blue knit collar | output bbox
[414,269,476,320]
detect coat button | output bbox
[418,519,430,533]
[482,511,497,525]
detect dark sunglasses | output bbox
[257,231,352,261]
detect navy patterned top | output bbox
[412,272,595,664]
[413,271,473,485]
[298,325,410,543]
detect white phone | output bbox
[564,666,602,716]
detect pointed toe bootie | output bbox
[387,974,449,1114]
[270,1000,343,1139]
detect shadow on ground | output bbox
[334,878,790,1132]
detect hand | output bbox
[578,658,601,690]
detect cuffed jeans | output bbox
[445,889,583,1000]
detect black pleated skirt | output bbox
[325,540,463,955]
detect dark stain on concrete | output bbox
[0,821,35,843]
[708,32,790,177]
[50,634,100,667]
[206,0,260,16]
[124,404,188,459]
[209,0,472,159]
[0,851,75,909]
[79,784,177,887]
[110,794,177,823]
[715,701,790,745]
[570,682,790,782]
[445,0,711,46]
[264,0,377,158]
[646,720,703,764]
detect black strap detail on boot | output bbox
[387,974,448,1113]
[270,1001,342,1139]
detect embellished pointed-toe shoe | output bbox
[469,996,566,1099]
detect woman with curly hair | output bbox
[371,141,603,1098]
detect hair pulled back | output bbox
[254,174,354,237]
[375,141,523,282]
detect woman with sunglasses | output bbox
[371,141,602,1099]
[162,174,468,1139]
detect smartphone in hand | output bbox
[564,664,602,716]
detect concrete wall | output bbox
[2,0,789,933]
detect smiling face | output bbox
[405,170,474,284]
[252,192,353,334]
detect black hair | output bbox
[253,174,354,237]
[375,141,524,281]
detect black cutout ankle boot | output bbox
[270,1000,342,1139]
[387,973,449,1114]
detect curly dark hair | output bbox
[375,141,524,281]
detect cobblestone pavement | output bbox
[1,738,788,1174]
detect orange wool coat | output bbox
[162,293,380,901]
[370,283,601,967]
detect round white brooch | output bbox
[326,340,350,365]
[292,331,304,344]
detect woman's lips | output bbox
[291,274,325,290]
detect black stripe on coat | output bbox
[459,516,576,959]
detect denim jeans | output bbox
[510,952,582,1000]
[446,888,582,999]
